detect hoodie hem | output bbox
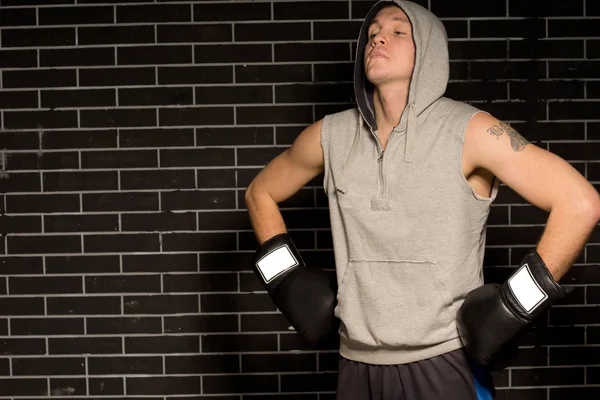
[339,337,464,365]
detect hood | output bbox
[354,0,449,162]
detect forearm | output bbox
[536,202,600,281]
[246,186,287,246]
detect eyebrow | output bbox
[369,16,410,27]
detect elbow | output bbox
[579,192,600,226]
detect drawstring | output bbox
[403,101,416,163]
[335,112,362,194]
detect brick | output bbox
[551,387,600,399]
[126,376,200,395]
[5,110,77,130]
[510,0,583,16]
[0,378,48,396]
[3,0,73,4]
[2,69,76,88]
[162,232,236,252]
[161,190,236,211]
[486,226,544,246]
[237,22,310,42]
[87,316,161,334]
[201,293,275,313]
[0,298,44,316]
[83,192,159,212]
[8,235,81,254]
[511,121,584,141]
[0,8,36,26]
[125,335,199,354]
[196,211,249,230]
[445,82,507,101]
[89,377,123,395]
[449,40,507,60]
[120,128,194,148]
[118,45,192,65]
[548,101,600,119]
[195,44,271,63]
[44,214,118,233]
[194,2,270,21]
[89,356,163,375]
[41,47,115,67]
[41,88,115,108]
[164,314,238,334]
[121,211,196,232]
[123,253,198,273]
[9,276,82,295]
[81,108,157,128]
[313,62,352,82]
[197,169,235,189]
[0,90,38,109]
[241,313,295,332]
[512,366,584,386]
[0,49,37,68]
[1,27,75,47]
[0,131,39,150]
[0,338,46,355]
[79,67,155,87]
[550,306,600,325]
[275,43,350,62]
[276,83,353,103]
[0,215,41,233]
[471,19,545,38]
[49,378,86,396]
[509,39,584,59]
[11,317,84,335]
[47,296,121,315]
[158,24,231,43]
[549,19,600,37]
[43,171,118,191]
[442,20,468,38]
[14,356,85,376]
[159,66,232,85]
[0,173,39,193]
[449,61,469,80]
[197,127,273,146]
[6,152,79,171]
[275,1,348,20]
[82,150,158,169]
[283,373,338,392]
[237,105,313,125]
[79,25,155,45]
[200,252,254,273]
[161,148,234,167]
[550,346,600,365]
[196,85,273,105]
[42,129,117,149]
[431,0,505,17]
[470,61,546,80]
[46,255,120,274]
[236,64,312,84]
[589,162,600,180]
[159,107,233,126]
[163,272,237,293]
[549,143,599,161]
[120,169,195,190]
[511,205,549,224]
[119,87,192,107]
[6,194,79,213]
[203,333,277,353]
[204,375,277,395]
[84,234,160,253]
[124,294,198,314]
[166,353,242,374]
[549,61,600,78]
[0,256,42,274]
[474,101,547,122]
[511,81,584,100]
[313,21,361,40]
[117,4,190,23]
[40,5,112,25]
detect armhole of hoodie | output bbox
[320,114,332,195]
[454,107,500,203]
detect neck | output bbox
[372,81,409,131]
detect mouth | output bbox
[370,50,388,59]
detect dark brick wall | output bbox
[0,0,598,398]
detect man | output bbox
[245,1,600,399]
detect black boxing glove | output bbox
[252,233,339,347]
[457,250,571,370]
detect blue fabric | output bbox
[471,361,494,400]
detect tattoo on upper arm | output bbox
[486,121,530,152]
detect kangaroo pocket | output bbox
[335,259,456,349]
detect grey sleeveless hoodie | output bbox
[320,0,500,365]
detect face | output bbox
[364,5,415,86]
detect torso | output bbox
[378,129,494,199]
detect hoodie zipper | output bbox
[371,129,386,199]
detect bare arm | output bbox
[464,112,600,280]
[245,119,325,245]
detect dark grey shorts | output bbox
[336,348,495,400]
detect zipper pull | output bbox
[378,151,384,162]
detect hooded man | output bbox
[245,1,600,399]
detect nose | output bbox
[371,32,386,46]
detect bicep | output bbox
[464,113,595,212]
[248,119,325,204]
